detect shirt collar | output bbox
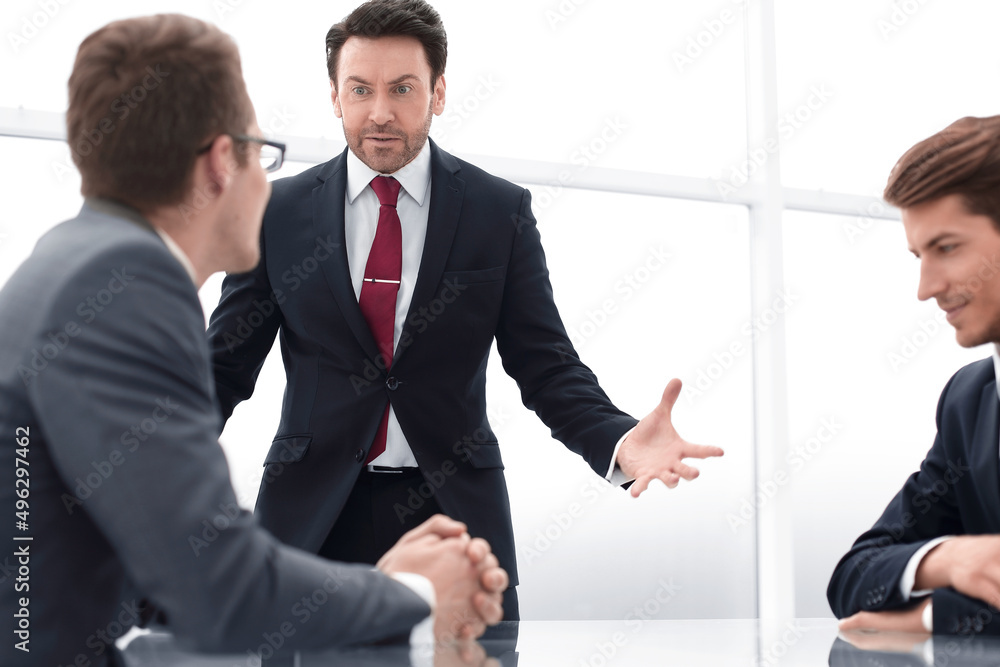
[345,141,431,207]
[154,228,198,286]
[84,197,197,286]
[993,344,1000,403]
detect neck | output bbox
[146,208,213,289]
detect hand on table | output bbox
[839,597,930,636]
[617,379,724,497]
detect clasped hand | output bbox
[377,515,508,642]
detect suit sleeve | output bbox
[206,226,283,423]
[826,371,986,630]
[494,189,639,475]
[29,245,428,652]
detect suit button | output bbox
[355,448,365,462]
[386,377,399,390]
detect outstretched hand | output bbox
[616,379,724,497]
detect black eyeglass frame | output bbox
[196,134,286,173]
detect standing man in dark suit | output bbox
[0,14,507,667]
[208,0,723,619]
[829,115,1000,636]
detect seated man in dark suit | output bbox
[0,14,506,667]
[828,115,1000,636]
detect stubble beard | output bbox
[346,100,435,174]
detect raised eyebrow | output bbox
[343,76,373,87]
[388,74,420,86]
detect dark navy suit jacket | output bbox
[208,140,638,584]
[0,201,428,667]
[828,357,1000,636]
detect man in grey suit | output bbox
[0,13,505,667]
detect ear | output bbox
[331,80,343,119]
[432,74,446,116]
[202,134,237,193]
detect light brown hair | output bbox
[67,14,253,210]
[885,115,1000,230]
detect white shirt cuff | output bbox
[606,427,636,486]
[922,599,934,633]
[900,536,954,600]
[386,572,435,650]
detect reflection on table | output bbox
[115,618,1000,666]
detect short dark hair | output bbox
[884,115,1000,231]
[67,14,254,211]
[326,0,447,89]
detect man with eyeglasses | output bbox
[0,14,507,667]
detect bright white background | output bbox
[1,0,998,624]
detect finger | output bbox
[402,514,467,543]
[672,462,700,481]
[656,378,683,418]
[683,443,725,459]
[629,476,652,498]
[480,564,508,593]
[466,537,492,564]
[473,590,504,625]
[456,639,486,664]
[838,612,881,632]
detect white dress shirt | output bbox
[343,143,632,479]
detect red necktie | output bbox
[360,176,402,464]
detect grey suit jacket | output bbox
[0,200,429,667]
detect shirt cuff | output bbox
[606,427,636,486]
[386,572,435,649]
[922,599,934,633]
[900,536,954,600]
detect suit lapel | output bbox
[972,378,1000,526]
[394,141,464,365]
[312,149,381,363]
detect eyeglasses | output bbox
[196,134,286,173]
